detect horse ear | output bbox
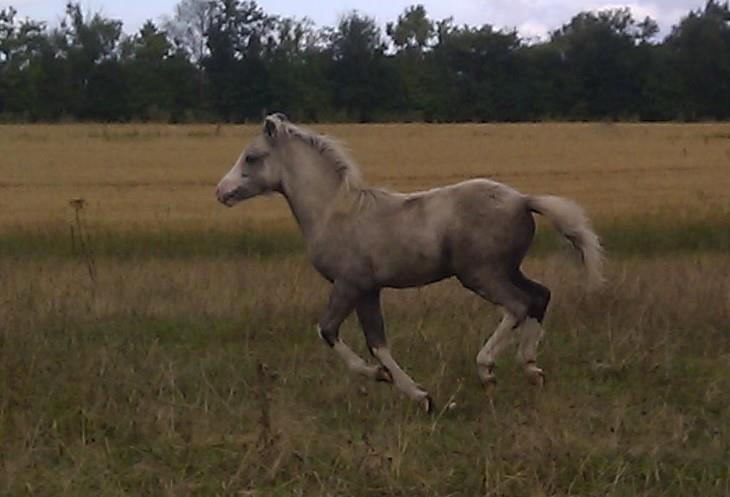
[263,115,280,140]
[272,112,289,122]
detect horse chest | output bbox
[308,243,367,282]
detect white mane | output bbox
[281,122,365,192]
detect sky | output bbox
[0,0,709,40]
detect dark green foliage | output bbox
[1,1,730,122]
[549,9,647,119]
[329,12,396,122]
[666,0,730,120]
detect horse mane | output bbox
[280,122,366,193]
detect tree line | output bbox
[1,1,729,123]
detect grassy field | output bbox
[1,123,729,496]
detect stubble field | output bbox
[1,123,729,496]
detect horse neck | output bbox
[280,145,345,240]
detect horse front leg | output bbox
[356,291,433,413]
[318,281,384,380]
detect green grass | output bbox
[1,208,728,497]
[0,224,305,260]
[534,216,730,257]
[1,248,728,496]
[1,216,729,261]
[2,308,728,496]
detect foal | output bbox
[216,114,603,412]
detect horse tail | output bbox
[527,195,605,288]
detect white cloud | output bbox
[518,20,551,41]
[432,0,705,37]
[0,0,710,37]
[0,0,40,5]
[597,2,658,18]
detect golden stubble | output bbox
[1,123,728,232]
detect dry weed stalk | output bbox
[256,362,276,449]
[68,198,97,288]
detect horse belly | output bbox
[374,241,450,288]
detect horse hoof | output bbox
[421,394,435,414]
[375,366,393,383]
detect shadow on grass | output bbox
[0,224,305,259]
[1,216,728,260]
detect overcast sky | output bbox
[0,0,708,40]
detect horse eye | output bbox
[244,154,258,164]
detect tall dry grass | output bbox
[1,255,728,496]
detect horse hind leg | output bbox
[514,274,551,386]
[476,307,520,391]
[459,272,531,393]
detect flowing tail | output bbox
[527,195,605,288]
